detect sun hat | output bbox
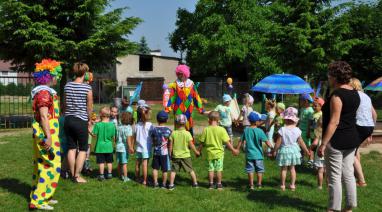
[248,112,267,123]
[300,93,313,103]
[175,64,190,78]
[157,110,169,122]
[314,97,325,107]
[137,99,150,109]
[282,107,299,123]
[175,114,187,125]
[276,102,286,110]
[244,93,254,105]
[223,94,232,103]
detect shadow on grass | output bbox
[0,178,30,201]
[247,189,325,211]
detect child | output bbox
[237,112,272,190]
[116,112,134,182]
[198,111,239,190]
[299,93,314,165]
[273,107,310,191]
[237,93,254,127]
[92,107,116,181]
[110,105,119,127]
[150,111,172,188]
[274,103,285,141]
[310,97,325,189]
[265,99,276,157]
[132,102,153,186]
[168,114,200,190]
[131,101,138,124]
[214,94,234,144]
[83,111,97,174]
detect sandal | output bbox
[289,185,296,191]
[280,185,286,191]
[72,176,87,183]
[356,181,367,187]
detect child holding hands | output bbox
[198,111,239,190]
[168,114,200,190]
[116,112,134,182]
[236,112,273,190]
[273,107,310,191]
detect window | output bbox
[1,71,8,76]
[139,55,153,71]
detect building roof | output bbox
[122,54,181,61]
[0,61,12,71]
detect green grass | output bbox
[1,129,382,211]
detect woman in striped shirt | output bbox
[64,62,93,183]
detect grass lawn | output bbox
[1,129,382,211]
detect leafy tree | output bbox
[137,36,151,54]
[341,1,382,82]
[0,0,141,91]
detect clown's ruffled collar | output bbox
[176,79,193,88]
[31,85,57,98]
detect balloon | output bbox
[227,77,233,85]
[162,84,168,90]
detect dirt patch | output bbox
[0,128,29,138]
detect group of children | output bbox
[59,91,326,192]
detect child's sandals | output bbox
[289,185,296,191]
[280,185,286,191]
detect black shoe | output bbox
[168,185,175,190]
[217,183,223,190]
[153,183,160,189]
[98,175,105,181]
[209,183,215,190]
[106,173,112,179]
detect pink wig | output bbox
[175,64,190,78]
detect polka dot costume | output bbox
[30,88,61,207]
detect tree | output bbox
[170,0,278,81]
[137,36,151,54]
[341,1,382,82]
[0,0,141,87]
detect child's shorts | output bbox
[152,155,171,172]
[96,153,113,164]
[116,151,129,164]
[208,157,224,172]
[171,158,193,173]
[224,126,233,137]
[246,159,265,173]
[314,159,325,168]
[136,152,150,159]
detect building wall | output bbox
[116,55,179,84]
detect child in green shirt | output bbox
[168,114,200,190]
[91,107,116,181]
[299,93,314,165]
[198,111,239,190]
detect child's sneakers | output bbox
[216,183,223,191]
[307,160,314,168]
[192,183,199,188]
[168,184,175,191]
[249,185,255,191]
[209,183,215,190]
[122,176,131,183]
[153,183,160,189]
[106,173,113,180]
[98,174,105,181]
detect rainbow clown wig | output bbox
[33,59,62,85]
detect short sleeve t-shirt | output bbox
[170,128,193,158]
[278,127,302,147]
[356,91,375,127]
[116,125,133,152]
[214,104,232,127]
[241,127,268,160]
[150,126,172,156]
[93,122,116,153]
[199,126,230,160]
[242,106,254,126]
[299,107,314,132]
[134,122,154,154]
[266,111,276,141]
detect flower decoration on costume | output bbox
[33,59,62,85]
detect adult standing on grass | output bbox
[165,64,204,136]
[64,62,93,183]
[318,61,360,212]
[29,59,62,210]
[350,78,377,187]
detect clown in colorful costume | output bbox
[165,65,204,135]
[29,59,62,210]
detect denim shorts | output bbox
[224,126,233,137]
[246,159,265,173]
[116,151,129,164]
[136,152,150,159]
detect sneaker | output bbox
[98,175,105,181]
[249,185,255,191]
[48,199,58,205]
[257,184,263,189]
[318,186,323,190]
[209,183,215,190]
[168,185,175,191]
[122,176,130,183]
[29,204,54,211]
[106,173,112,180]
[192,183,199,188]
[160,184,167,189]
[217,183,223,191]
[153,183,160,189]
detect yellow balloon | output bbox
[227,77,233,85]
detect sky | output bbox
[110,0,373,58]
[110,0,197,58]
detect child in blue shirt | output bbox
[237,112,273,190]
[116,112,134,182]
[150,111,172,188]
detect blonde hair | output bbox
[100,106,111,118]
[208,111,220,122]
[350,78,363,91]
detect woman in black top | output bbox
[318,61,360,212]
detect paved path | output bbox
[359,143,382,154]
